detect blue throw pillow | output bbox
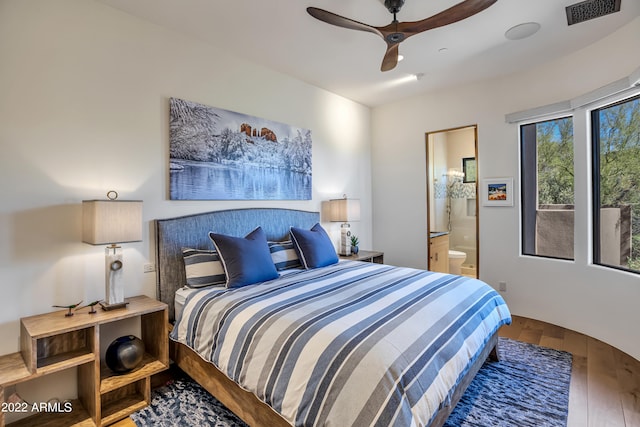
[290,223,339,269]
[209,227,279,289]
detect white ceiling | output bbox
[98,0,640,107]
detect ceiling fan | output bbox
[307,0,497,72]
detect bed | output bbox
[155,208,511,427]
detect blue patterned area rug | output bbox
[443,337,572,427]
[131,338,571,427]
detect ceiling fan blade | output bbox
[381,44,399,72]
[397,0,497,35]
[308,0,497,73]
[307,7,383,38]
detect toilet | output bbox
[448,250,467,275]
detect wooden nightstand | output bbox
[340,250,384,264]
[0,295,168,427]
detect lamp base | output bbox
[100,301,129,311]
[105,245,125,307]
[338,223,352,256]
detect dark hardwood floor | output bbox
[116,315,640,427]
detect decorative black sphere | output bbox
[105,335,145,374]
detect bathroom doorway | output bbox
[425,125,479,278]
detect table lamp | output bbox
[82,191,142,310]
[330,195,360,256]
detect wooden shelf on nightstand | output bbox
[340,250,384,264]
[0,295,168,427]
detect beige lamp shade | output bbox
[82,200,143,245]
[330,198,361,222]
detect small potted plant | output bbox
[350,234,359,255]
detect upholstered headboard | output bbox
[154,208,320,321]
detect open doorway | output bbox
[425,125,479,278]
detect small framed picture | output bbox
[462,157,476,183]
[482,177,514,206]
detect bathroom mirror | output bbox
[425,125,479,278]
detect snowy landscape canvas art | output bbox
[169,97,312,200]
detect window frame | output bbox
[590,93,640,275]
[520,115,575,261]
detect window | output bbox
[521,117,574,259]
[592,95,640,273]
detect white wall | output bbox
[0,0,372,363]
[372,17,640,360]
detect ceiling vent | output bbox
[566,0,621,25]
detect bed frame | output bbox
[155,208,500,427]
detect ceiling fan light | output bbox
[398,54,404,62]
[504,22,541,40]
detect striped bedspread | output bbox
[171,261,511,427]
